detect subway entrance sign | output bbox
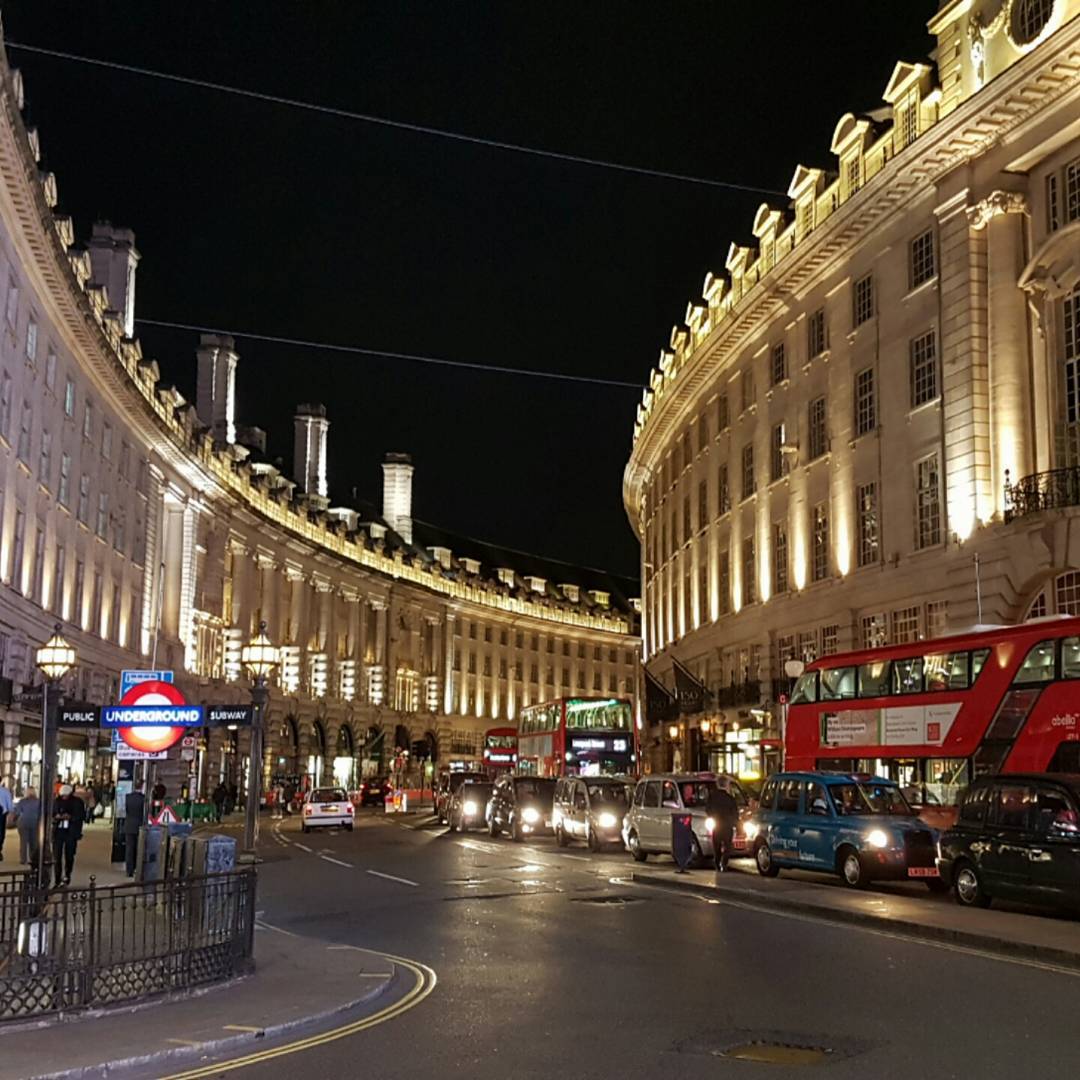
[102,680,203,753]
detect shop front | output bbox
[332,724,356,789]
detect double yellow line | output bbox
[159,950,437,1079]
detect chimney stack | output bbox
[294,403,329,499]
[382,453,414,543]
[196,334,238,445]
[87,222,139,338]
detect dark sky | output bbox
[5,0,938,578]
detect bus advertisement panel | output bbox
[785,617,1080,816]
[483,727,518,774]
[517,697,635,778]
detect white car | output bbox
[302,787,355,832]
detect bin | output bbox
[135,825,167,883]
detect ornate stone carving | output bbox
[966,189,1029,229]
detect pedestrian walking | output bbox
[705,782,740,872]
[212,782,227,823]
[123,781,147,877]
[225,782,237,816]
[272,782,285,820]
[11,788,40,867]
[0,776,13,862]
[52,784,86,888]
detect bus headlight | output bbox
[866,829,889,849]
[463,800,478,817]
[743,821,759,841]
[522,807,540,825]
[598,812,618,829]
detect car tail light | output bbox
[304,805,313,815]
[347,804,354,814]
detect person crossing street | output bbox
[705,782,740,872]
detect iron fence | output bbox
[0,868,256,1021]
[1004,467,1080,522]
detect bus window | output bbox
[820,667,856,700]
[1013,640,1056,684]
[1062,637,1080,679]
[971,647,990,680]
[790,672,818,705]
[892,656,923,694]
[924,652,969,691]
[858,661,891,698]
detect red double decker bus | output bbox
[483,727,518,775]
[517,697,635,778]
[785,617,1080,814]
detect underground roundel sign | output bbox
[101,680,204,753]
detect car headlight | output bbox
[705,817,716,833]
[742,821,759,841]
[463,800,478,817]
[866,828,889,849]
[522,807,540,824]
[598,812,618,829]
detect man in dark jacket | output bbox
[123,781,147,877]
[705,783,740,872]
[212,782,227,823]
[52,784,86,887]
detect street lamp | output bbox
[34,625,76,890]
[240,622,278,855]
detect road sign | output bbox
[150,805,179,825]
[58,702,100,727]
[116,744,168,761]
[181,735,196,749]
[120,669,173,698]
[206,704,255,727]
[102,681,203,753]
[180,747,196,762]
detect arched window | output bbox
[1024,570,1080,619]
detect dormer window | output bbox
[461,557,480,575]
[525,575,546,594]
[561,584,580,603]
[1010,0,1056,47]
[588,590,610,608]
[496,567,515,587]
[798,200,814,239]
[845,156,861,197]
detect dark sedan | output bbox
[937,773,1080,912]
[488,776,557,841]
[448,781,495,833]
[356,777,391,807]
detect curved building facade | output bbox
[624,1,1080,776]
[0,35,639,797]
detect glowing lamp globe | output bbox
[36,626,76,682]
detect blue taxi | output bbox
[746,771,945,890]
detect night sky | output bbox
[5,1,938,578]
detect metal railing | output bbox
[0,868,256,1021]
[1004,467,1080,522]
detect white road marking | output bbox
[294,843,312,852]
[320,855,354,869]
[367,869,419,887]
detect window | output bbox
[846,155,861,197]
[82,401,93,440]
[854,368,876,436]
[45,347,56,391]
[861,612,888,648]
[697,479,708,532]
[38,429,52,486]
[910,330,938,406]
[0,369,10,437]
[959,785,989,825]
[771,342,787,386]
[853,273,874,327]
[1056,571,1080,615]
[776,779,802,813]
[698,559,708,623]
[697,413,708,452]
[25,318,37,364]
[92,571,103,634]
[857,482,878,567]
[821,625,839,656]
[770,422,788,483]
[741,368,755,413]
[717,393,729,432]
[74,560,85,623]
[682,428,692,466]
[916,453,942,549]
[11,510,25,590]
[718,550,730,615]
[807,308,827,358]
[1067,158,1080,228]
[58,453,71,507]
[4,275,17,326]
[798,630,817,663]
[1013,639,1056,684]
[741,444,755,501]
[798,199,814,238]
[682,496,691,544]
[77,475,90,524]
[812,502,829,582]
[926,651,973,691]
[909,229,936,288]
[562,640,570,656]
[899,103,918,149]
[53,544,65,615]
[742,534,756,606]
[1012,0,1055,45]
[63,377,75,417]
[16,400,31,462]
[113,511,125,554]
[891,606,920,645]
[892,656,924,695]
[717,465,730,515]
[808,396,827,459]
[1066,285,1080,423]
[858,661,890,698]
[498,657,508,679]
[96,492,109,538]
[773,521,788,594]
[990,784,1035,830]
[102,423,112,460]
[925,600,948,639]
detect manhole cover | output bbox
[723,1043,830,1065]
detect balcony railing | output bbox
[1004,467,1080,523]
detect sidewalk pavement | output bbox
[631,859,1080,969]
[0,913,399,1080]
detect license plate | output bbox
[321,806,338,812]
[732,837,747,850]
[908,867,939,878]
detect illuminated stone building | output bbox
[0,35,639,796]
[624,1,1080,776]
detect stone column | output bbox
[2,715,20,788]
[442,611,456,715]
[968,190,1032,515]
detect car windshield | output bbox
[678,780,715,808]
[311,788,347,803]
[515,779,556,800]
[450,773,485,792]
[830,782,914,816]
[587,782,628,806]
[461,784,492,801]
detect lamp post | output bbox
[782,659,806,770]
[34,625,76,890]
[240,622,278,856]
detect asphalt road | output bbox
[205,810,1076,1079]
